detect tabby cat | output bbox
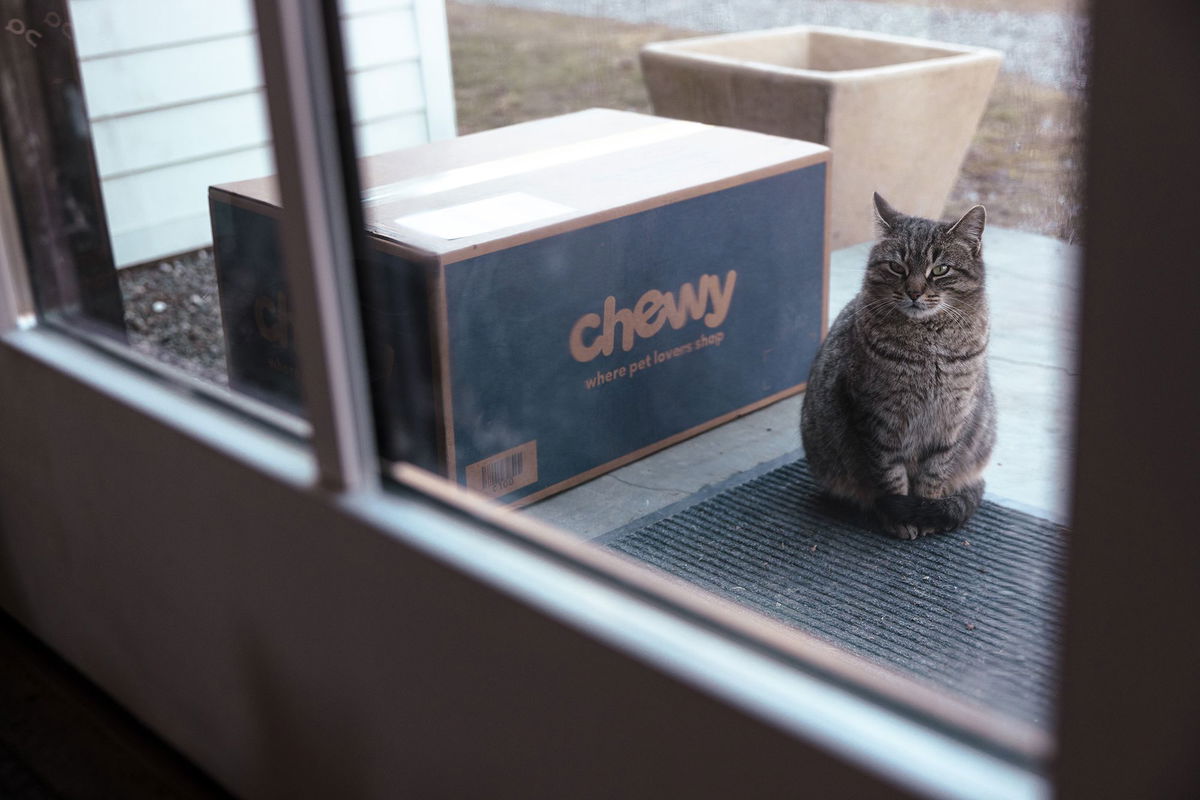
[800,193,996,539]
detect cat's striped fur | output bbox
[801,194,996,539]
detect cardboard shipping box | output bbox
[210,109,830,505]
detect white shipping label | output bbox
[392,192,577,240]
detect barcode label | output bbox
[466,441,539,498]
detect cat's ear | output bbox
[873,192,902,233]
[947,205,987,254]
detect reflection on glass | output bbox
[0,0,308,413]
[0,0,125,337]
[343,0,1081,746]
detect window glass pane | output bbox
[0,0,309,421]
[334,0,1082,750]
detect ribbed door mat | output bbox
[601,457,1067,726]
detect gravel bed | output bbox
[457,0,1088,92]
[118,249,229,386]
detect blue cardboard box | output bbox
[210,109,829,505]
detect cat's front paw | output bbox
[877,495,920,540]
[881,518,922,540]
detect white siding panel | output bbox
[349,62,425,123]
[103,146,274,237]
[92,92,270,179]
[110,212,216,268]
[81,34,263,119]
[70,0,454,266]
[343,11,419,71]
[69,0,256,60]
[354,112,430,157]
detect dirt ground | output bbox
[447,1,1084,242]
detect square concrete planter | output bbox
[641,26,1002,248]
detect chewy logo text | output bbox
[568,271,737,363]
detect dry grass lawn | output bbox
[446,1,1084,242]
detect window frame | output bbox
[0,0,1194,797]
[253,0,379,493]
[0,328,1046,799]
[0,128,33,331]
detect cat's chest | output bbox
[854,328,981,420]
[858,327,949,379]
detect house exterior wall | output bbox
[70,0,457,267]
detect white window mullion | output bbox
[251,0,378,493]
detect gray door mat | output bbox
[599,456,1068,727]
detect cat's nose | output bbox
[907,289,923,301]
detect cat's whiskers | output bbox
[865,299,903,326]
[849,297,893,319]
[940,299,974,327]
[849,297,896,327]
[945,308,970,328]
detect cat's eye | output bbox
[886,261,906,276]
[930,264,951,277]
